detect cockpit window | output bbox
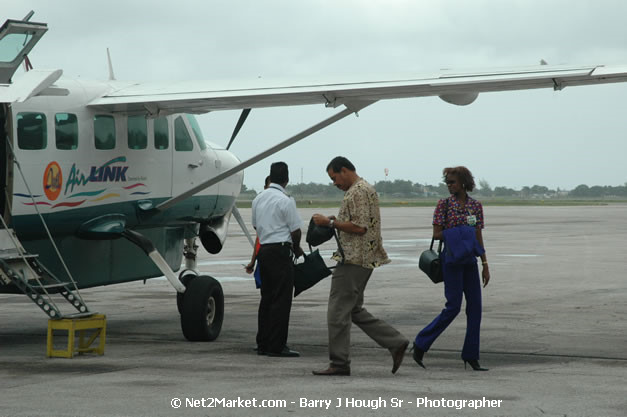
[17,112,47,150]
[186,114,207,150]
[174,116,193,151]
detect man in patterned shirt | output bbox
[311,156,409,376]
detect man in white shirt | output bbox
[252,162,304,357]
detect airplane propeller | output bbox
[226,108,251,150]
[225,108,254,247]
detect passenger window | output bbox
[128,115,147,150]
[174,116,193,151]
[94,115,116,150]
[17,112,47,150]
[186,114,207,150]
[55,113,78,150]
[154,117,169,150]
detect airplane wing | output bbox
[88,62,627,211]
[87,64,627,115]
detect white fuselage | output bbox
[4,78,242,233]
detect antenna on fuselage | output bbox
[106,48,116,81]
[23,10,35,21]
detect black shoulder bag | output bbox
[418,198,448,284]
[419,238,443,283]
[293,218,345,297]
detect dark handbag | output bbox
[419,238,443,283]
[305,216,345,263]
[306,218,335,246]
[293,249,332,297]
[294,216,346,297]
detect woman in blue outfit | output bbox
[413,166,491,371]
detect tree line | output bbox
[240,179,627,199]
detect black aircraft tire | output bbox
[180,275,224,341]
[176,274,196,315]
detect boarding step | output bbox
[0,250,38,260]
[61,312,98,319]
[30,282,74,292]
[0,229,91,320]
[47,314,107,358]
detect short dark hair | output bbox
[443,166,475,192]
[270,162,289,184]
[326,156,355,173]
[264,175,271,187]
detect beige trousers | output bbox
[327,263,407,368]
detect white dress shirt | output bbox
[252,184,303,244]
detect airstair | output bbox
[0,227,106,358]
[0,227,90,319]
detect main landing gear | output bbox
[123,230,225,342]
[178,274,224,341]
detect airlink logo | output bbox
[43,161,63,201]
[64,156,129,195]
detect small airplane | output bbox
[2,13,627,342]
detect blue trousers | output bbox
[415,261,482,360]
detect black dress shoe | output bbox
[411,343,426,369]
[267,347,300,357]
[312,366,350,376]
[463,359,489,371]
[391,340,409,374]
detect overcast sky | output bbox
[5,0,627,191]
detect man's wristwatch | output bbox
[329,219,335,228]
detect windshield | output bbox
[185,114,207,150]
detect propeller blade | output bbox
[226,108,251,150]
[232,206,255,248]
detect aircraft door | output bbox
[0,104,8,221]
[171,115,219,217]
[0,19,48,84]
[118,115,172,214]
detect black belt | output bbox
[261,242,292,248]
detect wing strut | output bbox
[156,100,375,211]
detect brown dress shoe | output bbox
[391,340,409,374]
[312,367,350,376]
[267,347,300,357]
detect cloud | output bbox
[5,0,627,189]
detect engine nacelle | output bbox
[439,92,479,106]
[199,215,230,254]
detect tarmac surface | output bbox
[1,205,626,417]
